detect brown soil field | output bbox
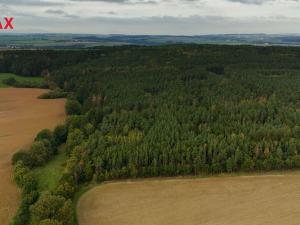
[78,174,300,225]
[0,88,65,225]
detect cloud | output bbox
[11,13,300,35]
[45,9,66,15]
[225,0,300,4]
[72,0,122,1]
[45,9,80,18]
[69,0,128,2]
[3,0,300,34]
[226,0,274,4]
[0,0,65,6]
[67,0,158,4]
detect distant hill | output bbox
[2,33,300,49]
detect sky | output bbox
[1,0,300,35]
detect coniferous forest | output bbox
[2,45,300,225]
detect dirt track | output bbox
[78,174,300,225]
[0,88,65,225]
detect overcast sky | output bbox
[1,0,300,34]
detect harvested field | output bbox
[78,174,300,225]
[0,88,65,225]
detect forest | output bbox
[2,45,300,225]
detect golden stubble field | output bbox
[0,88,65,225]
[78,174,300,225]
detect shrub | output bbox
[11,162,39,225]
[65,99,82,115]
[3,77,17,86]
[206,65,225,75]
[13,80,48,89]
[241,157,255,172]
[13,138,55,168]
[10,204,30,225]
[30,192,73,225]
[66,129,84,154]
[53,125,68,147]
[38,90,68,99]
[29,141,52,166]
[13,161,32,188]
[84,123,95,136]
[39,219,63,225]
[21,172,38,193]
[13,162,37,194]
[55,182,76,199]
[54,173,77,199]
[12,150,31,166]
[35,129,53,142]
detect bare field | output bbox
[78,174,300,225]
[0,88,65,225]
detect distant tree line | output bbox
[0,50,100,77]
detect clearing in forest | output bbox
[78,174,300,225]
[0,88,65,225]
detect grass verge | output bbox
[0,73,44,88]
[33,149,67,192]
